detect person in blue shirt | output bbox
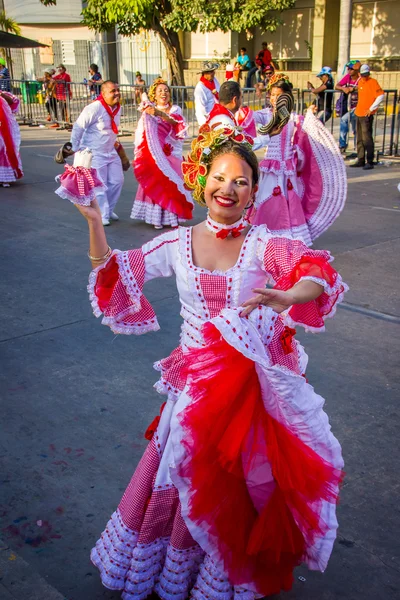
[0,58,11,92]
[87,64,104,100]
[234,47,251,80]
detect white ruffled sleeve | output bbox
[88,230,179,335]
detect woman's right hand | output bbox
[74,198,102,223]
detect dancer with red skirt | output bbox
[76,126,346,600]
[131,78,193,229]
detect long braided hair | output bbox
[258,74,294,137]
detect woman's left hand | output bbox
[240,288,295,317]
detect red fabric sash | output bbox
[179,322,343,595]
[0,97,22,179]
[207,103,234,123]
[200,76,219,100]
[96,95,121,134]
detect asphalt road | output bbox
[1,127,400,600]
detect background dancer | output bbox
[250,73,347,246]
[194,61,221,126]
[206,80,257,138]
[70,80,124,226]
[0,90,23,187]
[75,126,346,600]
[131,78,193,229]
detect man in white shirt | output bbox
[71,80,124,225]
[194,61,220,127]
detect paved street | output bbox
[1,127,400,600]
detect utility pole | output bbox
[337,0,353,77]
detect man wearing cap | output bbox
[307,67,334,123]
[0,57,11,92]
[194,62,220,126]
[350,64,384,170]
[335,60,361,154]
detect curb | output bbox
[0,539,65,600]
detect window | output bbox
[60,40,76,66]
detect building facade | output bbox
[2,0,399,89]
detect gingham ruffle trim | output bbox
[88,250,160,335]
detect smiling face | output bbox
[155,83,170,106]
[204,153,256,224]
[270,86,284,108]
[101,82,121,106]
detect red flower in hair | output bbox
[163,143,173,156]
[182,156,207,186]
[233,133,245,143]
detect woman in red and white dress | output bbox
[77,126,346,600]
[131,78,193,229]
[0,91,23,186]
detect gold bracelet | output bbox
[88,245,112,262]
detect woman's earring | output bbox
[244,196,255,210]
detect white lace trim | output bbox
[92,509,260,600]
[55,184,105,206]
[0,165,22,182]
[87,250,160,335]
[302,110,347,240]
[285,278,349,333]
[131,198,185,227]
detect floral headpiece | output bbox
[148,77,170,102]
[267,72,292,91]
[182,125,254,205]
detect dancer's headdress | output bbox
[147,77,169,102]
[266,72,292,91]
[182,125,254,205]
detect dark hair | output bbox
[209,140,259,189]
[219,81,241,105]
[240,47,247,52]
[270,79,294,96]
[90,63,98,72]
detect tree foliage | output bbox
[0,11,22,35]
[79,0,296,37]
[39,0,296,84]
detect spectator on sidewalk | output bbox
[246,42,277,89]
[134,71,146,103]
[350,64,384,170]
[307,66,334,123]
[255,65,275,106]
[53,64,72,129]
[335,60,361,154]
[39,68,57,123]
[194,61,220,126]
[0,57,11,92]
[71,80,124,226]
[87,64,103,101]
[234,47,252,80]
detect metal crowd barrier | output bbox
[8,80,400,156]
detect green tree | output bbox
[0,11,22,35]
[40,0,296,85]
[0,11,22,69]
